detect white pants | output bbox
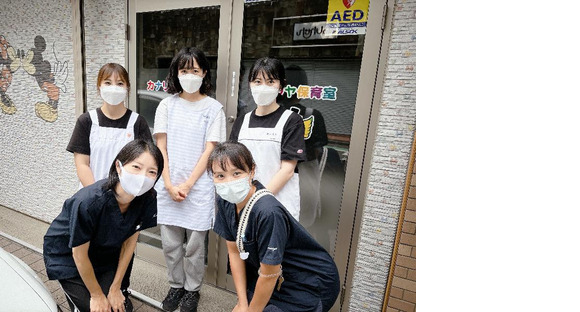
[160,225,207,292]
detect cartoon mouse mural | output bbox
[0,35,68,122]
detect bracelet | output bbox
[257,266,282,278]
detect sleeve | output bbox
[66,113,92,155]
[281,112,307,162]
[212,198,236,241]
[309,109,328,148]
[228,113,244,142]
[68,198,98,248]
[135,115,153,142]
[206,108,226,142]
[256,205,289,265]
[153,98,169,135]
[136,190,157,230]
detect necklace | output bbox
[236,189,272,260]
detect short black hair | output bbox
[103,139,164,194]
[248,57,287,88]
[207,141,255,175]
[165,47,213,95]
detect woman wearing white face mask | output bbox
[44,140,164,312]
[153,47,226,312]
[230,57,306,221]
[209,142,340,312]
[67,63,153,188]
[65,63,153,311]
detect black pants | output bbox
[60,255,134,312]
[247,290,323,312]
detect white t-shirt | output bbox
[153,95,226,142]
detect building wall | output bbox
[0,0,79,221]
[349,0,416,310]
[386,163,416,312]
[83,0,127,111]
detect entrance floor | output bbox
[0,205,237,311]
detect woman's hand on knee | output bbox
[90,293,111,312]
[107,288,126,312]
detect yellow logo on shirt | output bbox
[303,115,314,140]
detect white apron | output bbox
[155,97,221,230]
[86,109,137,186]
[238,110,301,220]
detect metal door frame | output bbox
[127,1,393,308]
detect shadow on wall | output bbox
[1,35,68,122]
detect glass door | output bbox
[222,1,388,310]
[128,0,233,284]
[128,1,389,308]
[228,0,368,253]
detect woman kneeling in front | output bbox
[43,139,163,312]
[210,141,340,312]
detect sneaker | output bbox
[180,291,200,312]
[162,287,186,312]
[122,289,133,312]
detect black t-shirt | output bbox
[66,108,153,155]
[43,180,158,280]
[229,105,307,163]
[212,181,340,311]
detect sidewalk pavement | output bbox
[0,205,238,312]
[0,233,160,311]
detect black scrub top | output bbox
[213,181,340,312]
[43,179,157,280]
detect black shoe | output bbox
[179,291,200,312]
[162,287,186,312]
[122,289,133,312]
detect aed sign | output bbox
[326,0,369,36]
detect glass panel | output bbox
[238,0,365,253]
[135,6,221,248]
[136,6,221,128]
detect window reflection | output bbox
[239,0,365,252]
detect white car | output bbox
[0,247,59,311]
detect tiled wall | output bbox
[0,0,127,222]
[349,0,416,310]
[83,0,127,111]
[0,0,79,221]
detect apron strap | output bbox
[89,109,99,126]
[241,111,252,129]
[274,109,293,133]
[126,111,138,130]
[236,188,273,259]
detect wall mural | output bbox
[0,35,68,122]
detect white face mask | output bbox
[100,85,127,105]
[251,85,279,106]
[118,161,156,197]
[215,176,252,204]
[178,74,204,94]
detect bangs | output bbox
[98,63,129,87]
[213,153,250,174]
[249,66,280,82]
[177,55,198,70]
